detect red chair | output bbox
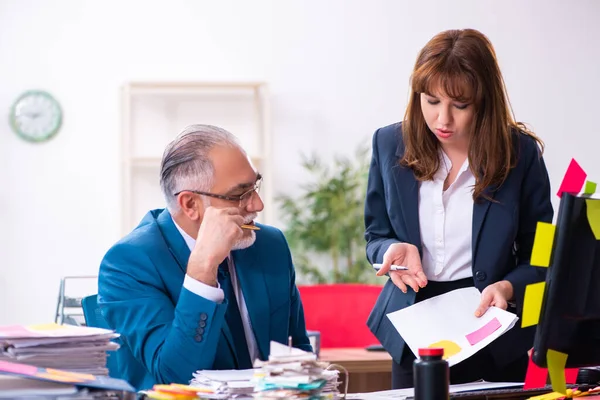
[298,284,383,348]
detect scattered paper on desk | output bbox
[345,380,523,399]
[586,199,600,240]
[190,368,256,398]
[531,222,556,267]
[547,349,568,394]
[585,181,598,195]
[557,158,586,198]
[522,282,546,328]
[268,340,317,362]
[386,287,518,367]
[252,341,341,399]
[194,369,255,382]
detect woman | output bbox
[364,28,553,388]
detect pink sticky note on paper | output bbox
[557,159,586,198]
[0,360,39,376]
[466,317,502,346]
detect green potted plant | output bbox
[277,143,378,284]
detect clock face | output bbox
[9,90,63,142]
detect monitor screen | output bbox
[532,193,600,368]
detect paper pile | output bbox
[189,368,256,399]
[252,341,342,399]
[0,323,119,375]
[0,359,135,399]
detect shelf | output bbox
[121,81,272,233]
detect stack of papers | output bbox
[0,360,135,399]
[189,368,256,399]
[252,341,342,399]
[0,323,119,375]
[387,287,519,366]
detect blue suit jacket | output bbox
[98,209,311,390]
[365,123,553,367]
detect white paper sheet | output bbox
[386,287,519,366]
[193,369,256,382]
[345,380,523,399]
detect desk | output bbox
[319,348,392,393]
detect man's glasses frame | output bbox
[173,175,262,208]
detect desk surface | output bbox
[318,348,392,374]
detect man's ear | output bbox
[177,193,205,221]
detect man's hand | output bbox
[187,207,245,286]
[376,243,427,293]
[474,280,514,317]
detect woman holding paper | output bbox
[364,28,553,388]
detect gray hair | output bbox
[160,124,243,211]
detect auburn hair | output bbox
[401,28,544,201]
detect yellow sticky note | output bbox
[522,282,546,327]
[27,323,66,331]
[427,340,462,359]
[586,199,600,240]
[527,392,565,400]
[530,222,556,267]
[547,349,568,394]
[584,181,597,195]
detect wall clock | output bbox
[9,90,63,142]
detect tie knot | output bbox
[218,260,230,275]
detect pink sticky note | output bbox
[0,360,39,376]
[557,158,586,198]
[466,317,502,346]
[524,354,548,390]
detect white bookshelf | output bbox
[121,81,272,234]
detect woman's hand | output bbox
[474,280,514,317]
[376,243,428,293]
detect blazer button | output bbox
[196,327,205,335]
[199,313,208,321]
[195,334,203,342]
[198,320,206,328]
[475,271,487,281]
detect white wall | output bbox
[0,0,598,325]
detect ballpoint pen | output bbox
[372,263,409,271]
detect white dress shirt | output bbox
[418,151,475,281]
[174,221,260,362]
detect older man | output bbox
[98,125,311,390]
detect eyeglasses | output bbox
[174,176,262,208]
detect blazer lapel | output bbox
[232,247,270,361]
[156,209,190,274]
[392,147,422,249]
[472,186,497,268]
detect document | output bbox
[386,287,519,366]
[345,380,523,399]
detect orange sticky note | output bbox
[547,349,568,394]
[586,199,600,240]
[522,282,546,327]
[530,222,556,267]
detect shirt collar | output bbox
[172,218,196,252]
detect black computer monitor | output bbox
[532,192,600,368]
